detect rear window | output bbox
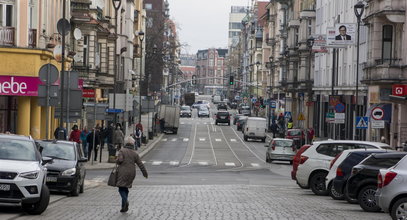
[217,112,229,116]
[181,106,190,110]
[362,157,401,168]
[288,130,302,136]
[274,140,293,147]
[242,106,250,110]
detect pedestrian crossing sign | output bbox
[356,116,369,129]
[298,113,305,121]
[284,111,292,119]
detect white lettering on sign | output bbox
[0,77,27,94]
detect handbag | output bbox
[107,165,118,187]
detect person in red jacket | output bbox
[69,125,81,144]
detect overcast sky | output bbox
[167,0,250,54]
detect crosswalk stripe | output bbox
[183,138,189,142]
[251,163,260,167]
[199,138,206,141]
[198,161,208,165]
[152,161,162,165]
[215,139,221,142]
[169,161,179,166]
[171,138,177,142]
[225,162,235,167]
[230,139,237,142]
[180,122,185,125]
[162,138,167,142]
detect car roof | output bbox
[371,152,407,159]
[247,117,266,121]
[37,139,76,145]
[272,138,293,141]
[0,134,33,141]
[313,140,390,147]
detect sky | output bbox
[168,0,250,54]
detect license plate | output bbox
[46,177,58,182]
[221,116,226,119]
[0,184,10,191]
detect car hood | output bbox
[45,159,76,171]
[0,160,40,173]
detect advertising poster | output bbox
[327,24,356,47]
[312,34,328,53]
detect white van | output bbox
[243,117,267,142]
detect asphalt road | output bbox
[0,103,391,220]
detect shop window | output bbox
[382,25,393,62]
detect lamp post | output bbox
[137,31,144,124]
[147,44,158,140]
[353,1,364,140]
[255,61,260,116]
[112,0,121,126]
[267,56,274,131]
[306,36,314,130]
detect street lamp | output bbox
[112,0,122,126]
[137,31,144,124]
[255,61,260,116]
[147,44,158,140]
[306,36,314,131]
[267,56,274,132]
[353,1,364,140]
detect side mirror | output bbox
[42,156,53,165]
[35,142,44,154]
[78,157,88,163]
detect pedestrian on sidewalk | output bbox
[116,136,148,212]
[86,128,100,161]
[69,124,81,146]
[80,127,89,158]
[113,123,125,151]
[134,127,142,150]
[54,126,67,140]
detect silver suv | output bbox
[0,134,52,214]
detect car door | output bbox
[76,143,86,183]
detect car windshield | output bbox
[242,106,250,110]
[0,138,37,161]
[39,142,76,161]
[288,130,302,136]
[274,140,294,147]
[181,106,190,111]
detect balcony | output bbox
[363,58,406,83]
[28,29,37,48]
[0,26,15,46]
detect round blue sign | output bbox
[335,103,345,113]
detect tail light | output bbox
[299,156,308,164]
[272,145,275,151]
[246,127,248,131]
[330,152,343,169]
[228,116,230,120]
[378,171,397,188]
[336,167,343,177]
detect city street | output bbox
[0,108,390,220]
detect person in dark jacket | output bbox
[86,128,100,161]
[54,126,67,140]
[116,136,148,212]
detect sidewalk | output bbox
[85,133,164,170]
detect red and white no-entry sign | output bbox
[371,107,384,120]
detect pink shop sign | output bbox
[0,76,42,96]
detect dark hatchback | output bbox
[215,111,230,125]
[346,152,407,212]
[37,140,87,196]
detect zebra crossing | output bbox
[141,160,262,168]
[160,137,242,143]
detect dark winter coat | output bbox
[116,146,147,188]
[113,129,124,144]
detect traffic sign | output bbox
[270,101,276,109]
[392,84,407,96]
[284,111,292,119]
[334,103,345,113]
[298,113,305,121]
[371,107,384,120]
[356,116,369,129]
[371,120,385,129]
[106,108,124,113]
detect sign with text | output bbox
[312,34,328,53]
[327,24,356,47]
[0,76,42,96]
[82,89,95,98]
[371,120,385,129]
[392,84,407,96]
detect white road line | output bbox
[251,163,260,167]
[199,138,206,141]
[219,127,244,169]
[225,162,236,167]
[183,138,189,142]
[171,138,177,142]
[230,139,237,142]
[183,123,197,167]
[161,138,167,142]
[169,161,179,166]
[198,161,208,165]
[231,127,266,163]
[152,161,162,165]
[206,125,218,166]
[215,139,222,142]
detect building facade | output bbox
[196,48,228,95]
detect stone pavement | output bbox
[84,133,164,170]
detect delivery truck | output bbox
[159,105,180,134]
[183,93,195,106]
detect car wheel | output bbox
[328,182,344,200]
[266,154,270,163]
[215,122,218,125]
[262,138,266,143]
[310,172,328,196]
[358,185,381,212]
[227,122,230,126]
[80,177,85,193]
[289,160,293,165]
[22,184,50,215]
[391,197,407,220]
[71,179,80,196]
[244,135,248,141]
[344,186,358,204]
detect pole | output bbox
[66,71,70,128]
[45,64,50,139]
[91,102,96,165]
[113,1,122,127]
[353,19,361,140]
[138,37,143,123]
[58,0,66,140]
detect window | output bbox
[145,3,152,10]
[362,156,401,168]
[83,35,88,66]
[382,25,393,62]
[316,144,336,157]
[0,4,13,26]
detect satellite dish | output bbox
[73,28,82,40]
[73,54,82,62]
[53,45,63,62]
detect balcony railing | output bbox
[374,58,402,66]
[28,29,37,48]
[0,26,15,46]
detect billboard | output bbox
[312,34,328,53]
[327,23,356,47]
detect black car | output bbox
[233,114,243,125]
[346,152,407,212]
[236,116,248,131]
[37,140,87,196]
[229,102,238,109]
[215,111,230,125]
[217,103,227,110]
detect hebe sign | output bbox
[0,76,42,96]
[392,84,407,96]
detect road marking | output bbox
[183,138,189,142]
[230,139,237,142]
[152,161,162,165]
[251,163,260,167]
[225,162,235,167]
[207,125,218,166]
[180,122,185,125]
[161,138,167,142]
[215,139,222,142]
[169,161,179,166]
[198,161,208,165]
[171,138,177,142]
[199,138,206,141]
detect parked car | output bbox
[180,105,192,118]
[215,110,230,125]
[233,114,243,125]
[265,138,295,164]
[239,105,251,116]
[291,145,311,182]
[326,149,387,201]
[346,152,407,212]
[0,134,53,215]
[376,154,407,220]
[295,140,390,196]
[229,102,238,109]
[37,140,87,196]
[217,102,228,110]
[192,100,210,109]
[197,107,210,118]
[243,117,267,142]
[236,116,248,131]
[285,129,305,149]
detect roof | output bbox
[257,1,268,26]
[372,152,407,159]
[247,117,266,121]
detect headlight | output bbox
[62,168,76,176]
[20,171,39,179]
